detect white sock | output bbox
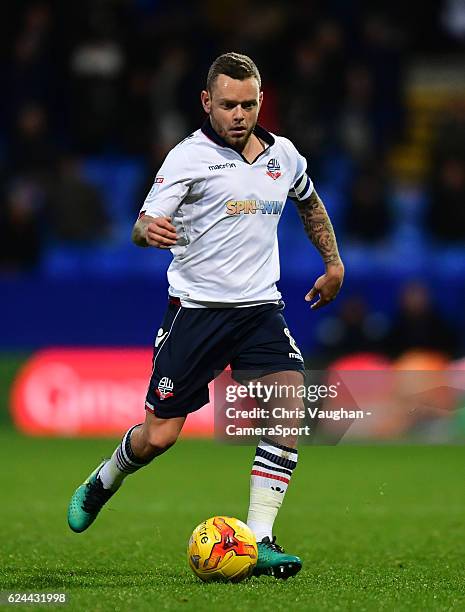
[98,424,149,490]
[247,437,298,542]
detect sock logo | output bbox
[156,377,174,400]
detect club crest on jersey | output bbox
[266,158,281,180]
[156,377,174,400]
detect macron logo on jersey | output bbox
[208,162,237,171]
[226,200,284,215]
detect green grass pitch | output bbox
[1,429,465,611]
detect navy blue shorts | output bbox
[145,297,305,418]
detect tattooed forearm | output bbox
[296,189,342,265]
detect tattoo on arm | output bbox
[296,189,341,265]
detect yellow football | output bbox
[187,516,258,582]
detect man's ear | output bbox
[258,91,264,111]
[201,90,211,114]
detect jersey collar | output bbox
[201,118,275,149]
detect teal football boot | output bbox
[253,536,302,579]
[67,461,115,533]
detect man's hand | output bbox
[305,262,344,310]
[132,215,178,248]
[145,217,178,248]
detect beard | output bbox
[210,115,256,152]
[223,128,254,151]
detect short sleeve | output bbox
[139,147,191,218]
[286,142,314,202]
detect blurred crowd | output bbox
[1,0,465,359]
[314,281,459,362]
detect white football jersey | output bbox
[140,120,313,307]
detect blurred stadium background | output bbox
[1,0,465,440]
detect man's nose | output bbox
[232,105,245,121]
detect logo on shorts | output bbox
[266,158,281,180]
[155,328,168,348]
[156,377,174,400]
[155,176,164,183]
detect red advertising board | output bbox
[11,349,214,437]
